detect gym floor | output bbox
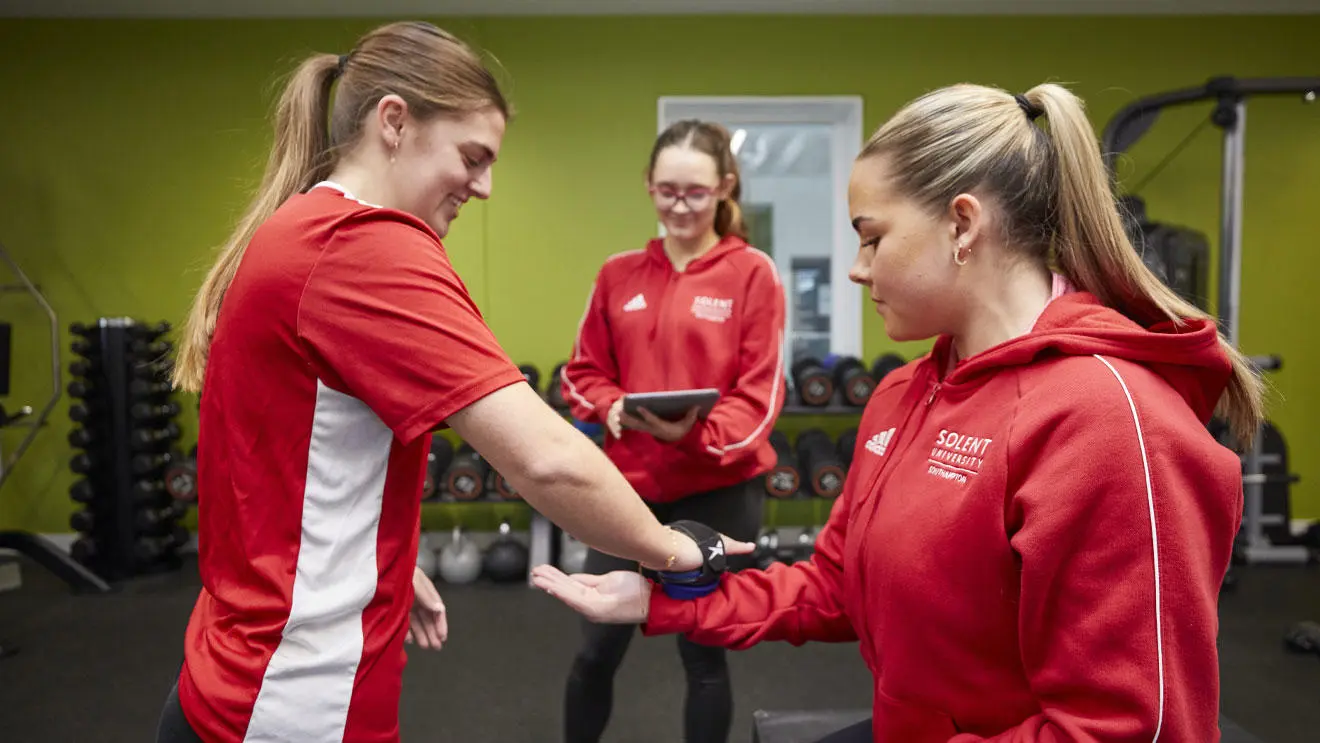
[1,555,1317,743]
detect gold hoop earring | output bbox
[953,243,970,266]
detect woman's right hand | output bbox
[606,397,625,439]
[530,565,651,624]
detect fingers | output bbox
[618,411,648,432]
[405,627,415,645]
[719,533,758,556]
[435,609,449,646]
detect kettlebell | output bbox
[416,533,438,578]
[755,529,780,570]
[559,532,588,574]
[483,519,529,583]
[438,525,482,585]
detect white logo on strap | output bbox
[707,541,725,560]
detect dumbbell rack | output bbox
[66,318,190,582]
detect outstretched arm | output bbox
[534,468,859,649]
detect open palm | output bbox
[530,565,650,624]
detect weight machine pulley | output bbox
[1102,76,1320,566]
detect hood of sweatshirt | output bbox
[930,291,1232,423]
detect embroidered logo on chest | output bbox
[690,295,734,323]
[926,428,993,485]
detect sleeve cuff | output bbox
[675,421,709,456]
[640,581,697,636]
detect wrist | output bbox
[638,526,681,572]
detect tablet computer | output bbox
[622,388,721,422]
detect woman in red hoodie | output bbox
[558,119,786,743]
[537,83,1263,743]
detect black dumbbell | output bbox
[517,364,542,394]
[547,362,569,409]
[838,427,859,468]
[764,430,801,499]
[795,428,847,499]
[424,437,456,501]
[828,356,876,407]
[488,469,521,501]
[69,509,94,533]
[791,358,834,407]
[69,479,95,504]
[870,353,907,384]
[444,443,490,501]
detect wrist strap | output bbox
[641,520,727,599]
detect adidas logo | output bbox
[622,293,647,312]
[865,428,896,457]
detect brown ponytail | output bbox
[648,119,748,240]
[172,22,509,393]
[172,53,339,393]
[859,82,1264,447]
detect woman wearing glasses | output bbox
[558,119,787,743]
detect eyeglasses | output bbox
[650,185,717,211]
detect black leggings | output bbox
[563,478,764,743]
[813,718,873,742]
[155,681,204,743]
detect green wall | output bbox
[0,15,1316,533]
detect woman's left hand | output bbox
[620,406,700,443]
[405,565,448,650]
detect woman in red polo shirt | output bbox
[157,22,748,743]
[535,82,1261,743]
[558,119,786,743]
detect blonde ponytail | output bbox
[1026,84,1263,446]
[172,53,340,392]
[860,81,1264,447]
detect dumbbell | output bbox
[754,529,781,570]
[133,423,181,450]
[517,364,542,395]
[837,427,858,468]
[871,353,907,384]
[129,379,173,399]
[826,356,876,407]
[134,525,188,563]
[764,430,801,498]
[547,362,569,409]
[424,436,455,501]
[163,453,199,502]
[489,469,521,500]
[131,401,180,421]
[69,509,94,533]
[791,358,834,407]
[444,443,490,501]
[795,428,847,499]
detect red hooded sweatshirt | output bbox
[643,291,1244,742]
[563,235,786,503]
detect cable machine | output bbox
[0,238,111,593]
[1102,76,1320,566]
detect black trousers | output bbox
[563,478,764,743]
[813,718,873,743]
[155,681,204,743]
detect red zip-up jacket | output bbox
[563,235,786,503]
[643,291,1244,741]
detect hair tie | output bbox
[334,54,349,78]
[1015,94,1044,122]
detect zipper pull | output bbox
[926,383,941,407]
